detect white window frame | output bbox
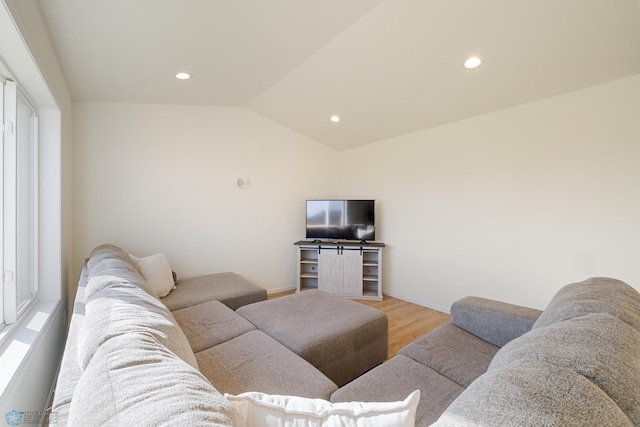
[1,77,39,328]
[0,77,4,328]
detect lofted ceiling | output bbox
[37,0,640,150]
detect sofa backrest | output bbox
[79,272,199,370]
[532,276,640,332]
[51,263,89,424]
[433,277,640,426]
[69,332,240,426]
[86,244,150,292]
[490,312,640,424]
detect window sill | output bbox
[0,299,61,404]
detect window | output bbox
[1,76,38,328]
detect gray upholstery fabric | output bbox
[161,272,267,311]
[171,300,256,353]
[79,274,199,370]
[399,323,499,388]
[51,264,89,424]
[490,313,640,425]
[86,244,150,292]
[69,332,240,427]
[451,296,542,347]
[533,277,640,331]
[58,246,638,427]
[432,358,633,427]
[236,290,388,387]
[196,330,338,399]
[331,354,464,427]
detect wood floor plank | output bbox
[358,296,450,358]
[268,291,450,359]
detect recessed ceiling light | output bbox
[464,56,482,69]
[330,115,341,123]
[176,72,191,80]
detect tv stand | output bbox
[294,241,385,301]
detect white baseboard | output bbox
[383,290,450,314]
[267,285,297,295]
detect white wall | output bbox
[339,75,640,311]
[74,76,640,310]
[73,102,338,292]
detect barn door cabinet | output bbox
[295,241,384,301]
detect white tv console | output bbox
[294,241,385,301]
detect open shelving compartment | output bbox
[299,247,319,291]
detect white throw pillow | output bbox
[129,253,175,297]
[225,390,420,427]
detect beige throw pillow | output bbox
[130,253,175,297]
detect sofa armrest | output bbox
[450,297,542,347]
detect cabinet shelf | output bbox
[295,241,384,301]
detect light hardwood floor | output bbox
[268,291,450,359]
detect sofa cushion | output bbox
[399,323,499,388]
[533,277,640,331]
[196,330,338,399]
[226,390,420,427]
[78,278,198,370]
[69,332,241,426]
[172,300,256,353]
[162,272,267,311]
[432,358,633,427]
[490,313,640,425]
[331,354,464,427]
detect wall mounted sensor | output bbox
[236,177,250,189]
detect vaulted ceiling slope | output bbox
[38,0,640,150]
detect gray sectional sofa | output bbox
[334,280,640,425]
[53,244,640,426]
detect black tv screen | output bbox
[306,200,375,242]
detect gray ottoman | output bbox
[236,290,388,387]
[161,272,267,311]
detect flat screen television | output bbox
[306,200,375,242]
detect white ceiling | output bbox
[38,0,640,150]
